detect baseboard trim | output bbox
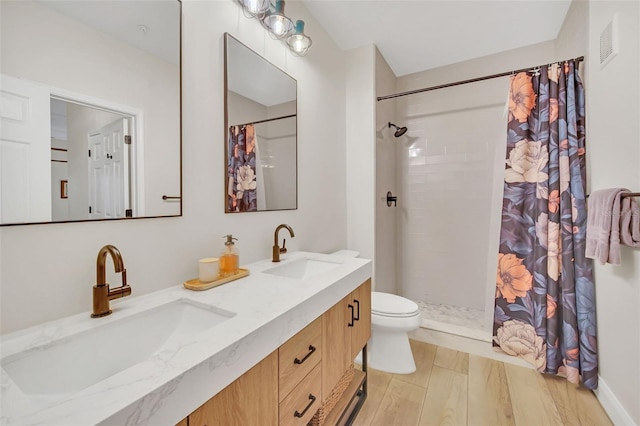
[594,376,637,425]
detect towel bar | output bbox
[587,192,639,199]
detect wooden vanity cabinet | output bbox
[186,350,278,426]
[321,295,351,396]
[350,280,372,358]
[180,280,371,426]
[322,279,371,396]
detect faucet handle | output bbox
[280,238,288,254]
[107,268,132,299]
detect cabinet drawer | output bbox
[279,316,322,400]
[279,363,322,426]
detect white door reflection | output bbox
[88,117,130,220]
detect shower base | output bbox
[417,301,491,342]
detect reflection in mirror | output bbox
[0,0,181,225]
[225,33,297,213]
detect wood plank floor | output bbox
[354,340,612,426]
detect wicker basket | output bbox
[309,365,356,426]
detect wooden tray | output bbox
[183,268,250,291]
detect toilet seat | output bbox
[371,292,419,318]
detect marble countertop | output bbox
[0,251,372,425]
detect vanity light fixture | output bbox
[262,0,294,39]
[286,20,312,56]
[235,0,312,55]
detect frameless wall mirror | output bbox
[224,33,297,213]
[0,0,182,225]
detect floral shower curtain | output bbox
[494,60,598,389]
[227,124,258,212]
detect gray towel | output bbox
[620,196,640,248]
[585,188,628,265]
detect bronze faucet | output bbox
[92,245,132,318]
[272,224,295,262]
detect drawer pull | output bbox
[348,304,354,327]
[294,393,317,418]
[353,299,360,321]
[294,345,316,365]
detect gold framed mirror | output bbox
[224,33,297,213]
[0,0,182,225]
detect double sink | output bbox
[0,254,345,423]
[2,299,236,396]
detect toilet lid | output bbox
[371,292,419,317]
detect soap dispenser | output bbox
[219,235,239,277]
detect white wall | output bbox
[0,0,348,334]
[345,46,377,265]
[0,0,180,217]
[587,1,640,424]
[374,49,399,294]
[555,0,588,59]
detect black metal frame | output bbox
[337,345,368,426]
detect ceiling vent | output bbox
[599,15,618,68]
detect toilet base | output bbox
[364,329,417,374]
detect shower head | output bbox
[388,122,407,138]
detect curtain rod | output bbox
[377,56,584,102]
[232,114,296,127]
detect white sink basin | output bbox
[262,258,341,280]
[1,299,235,396]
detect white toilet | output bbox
[368,292,422,374]
[331,250,422,374]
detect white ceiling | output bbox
[301,0,573,76]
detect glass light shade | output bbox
[262,0,294,39]
[287,34,311,55]
[242,0,270,15]
[236,0,270,18]
[286,20,312,55]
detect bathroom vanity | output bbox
[181,279,371,426]
[0,252,371,425]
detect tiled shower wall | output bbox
[396,79,506,312]
[395,41,556,315]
